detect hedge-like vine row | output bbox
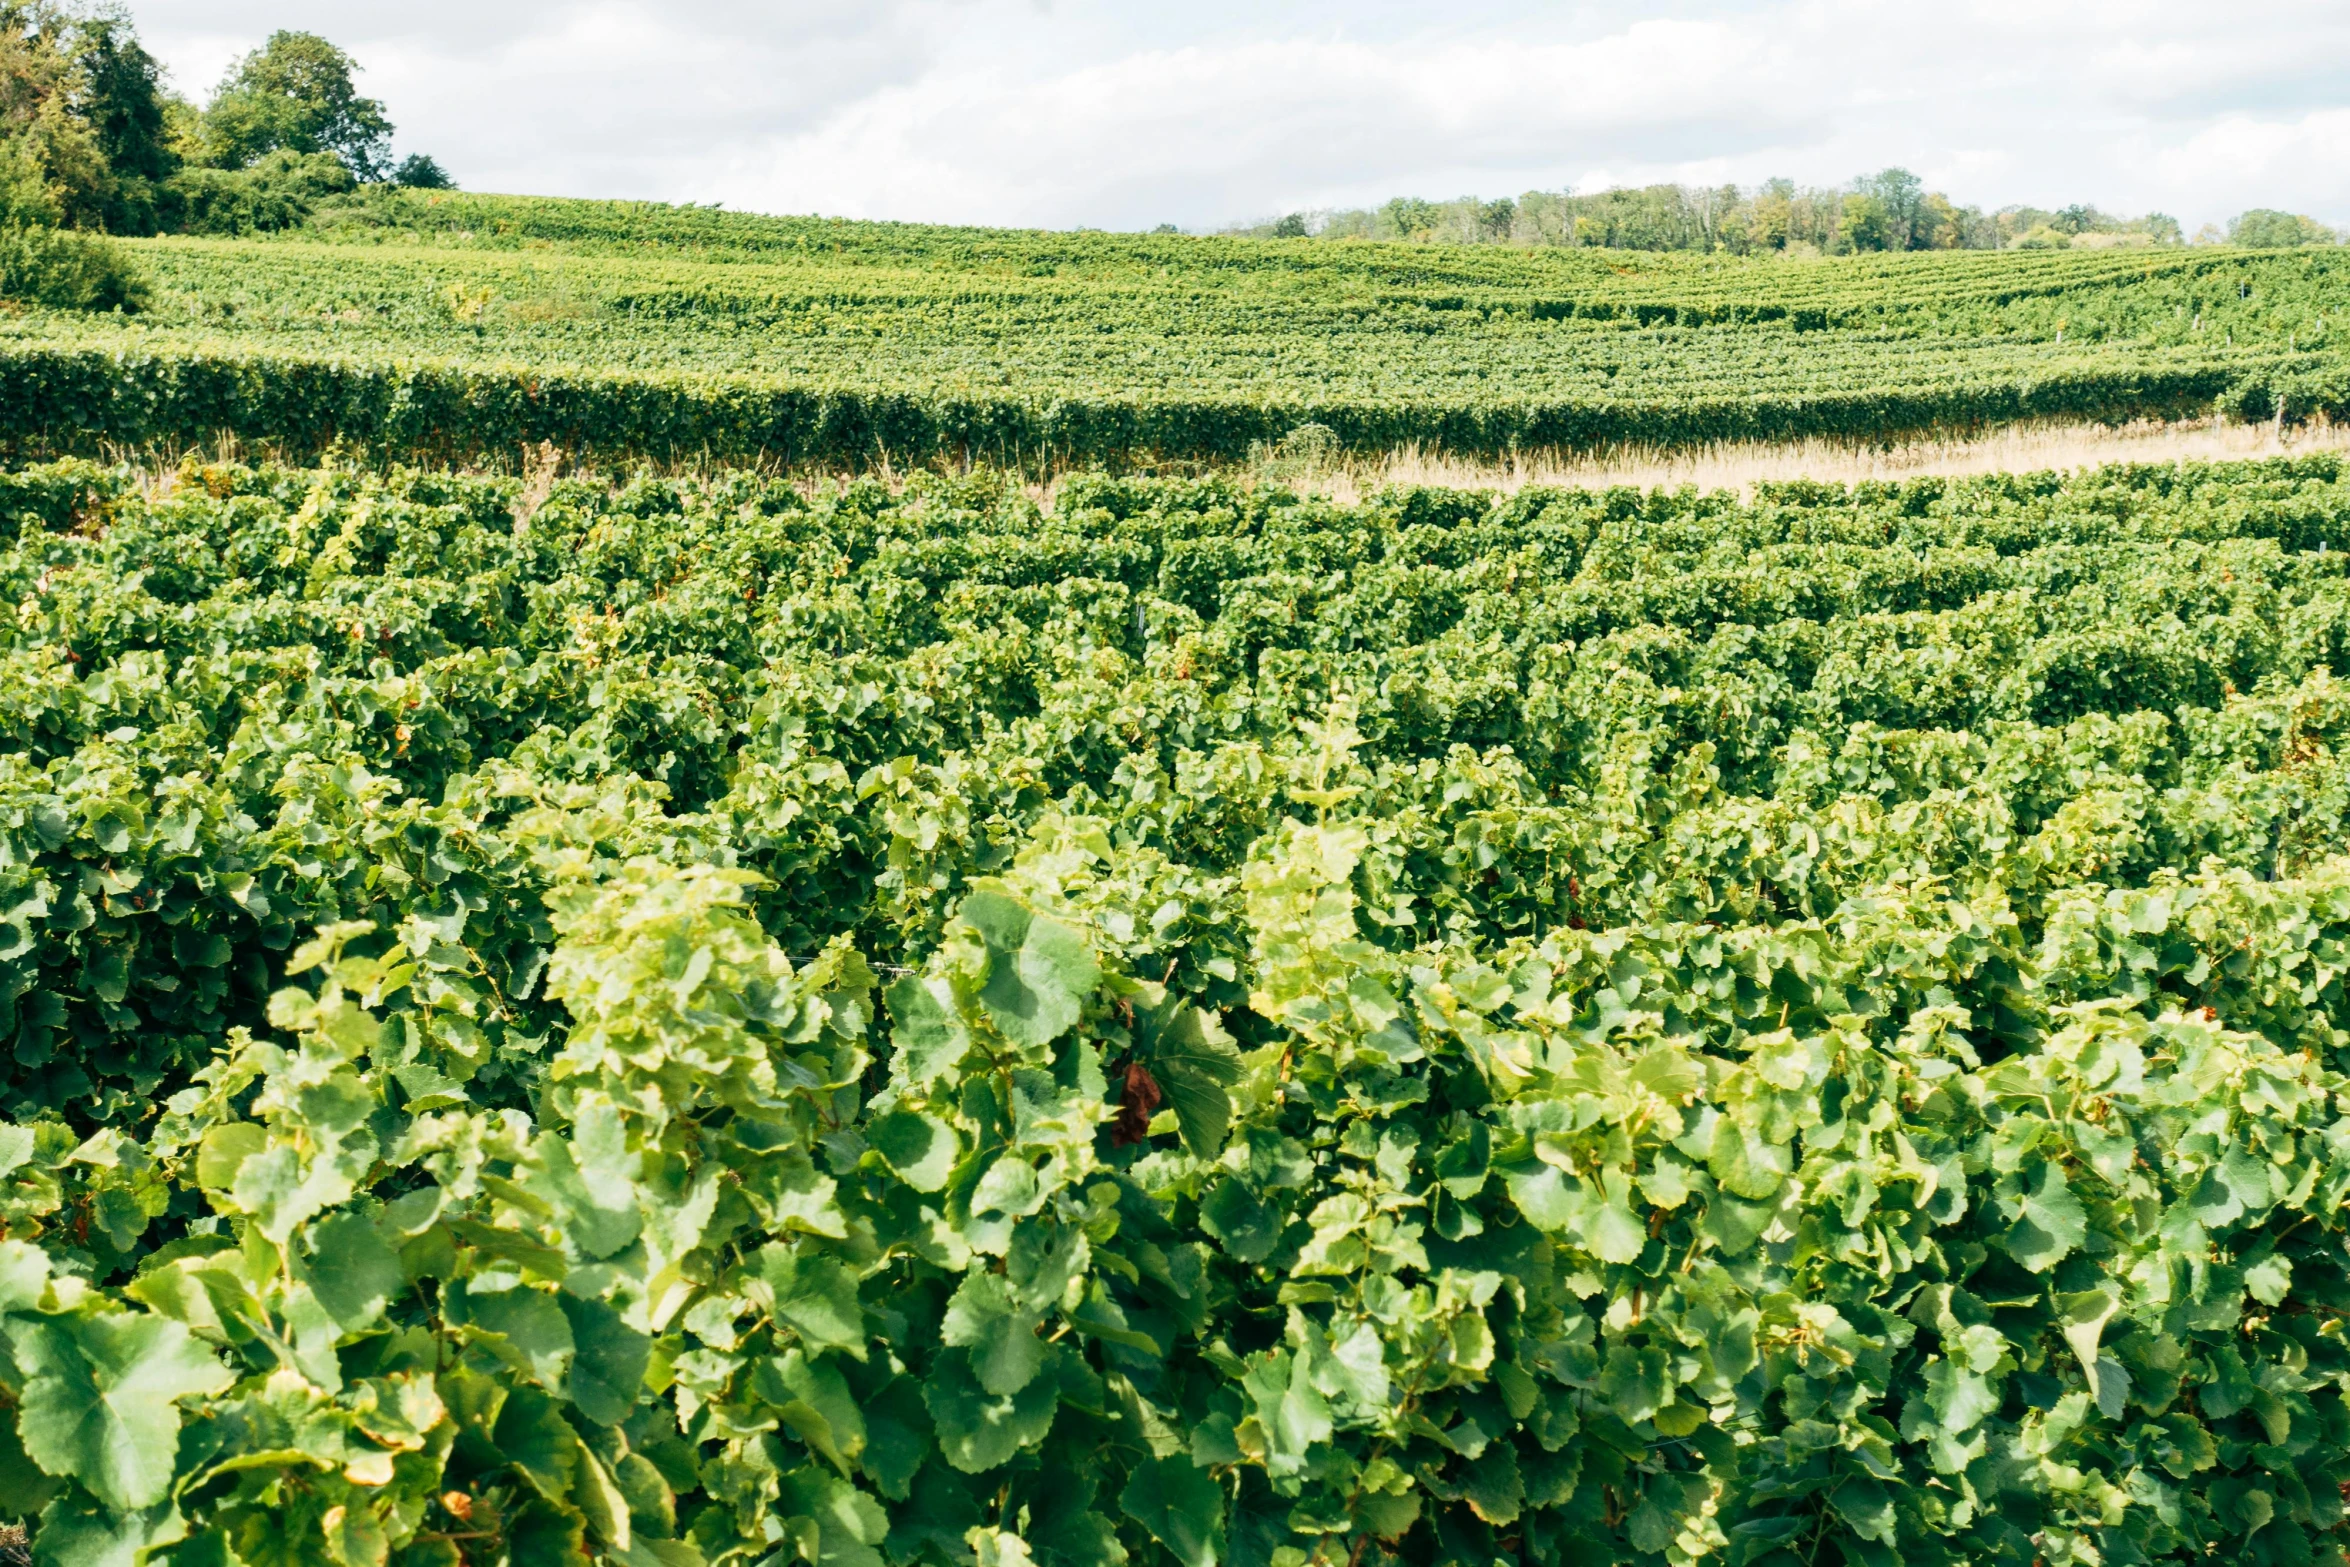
[0,337,2315,469]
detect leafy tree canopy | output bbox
[392,150,452,189]
[201,29,392,181]
[2230,208,2343,249]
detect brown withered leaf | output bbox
[1112,1059,1163,1147]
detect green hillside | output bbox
[2,191,2343,467]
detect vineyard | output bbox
[0,192,2345,467]
[4,447,2350,1566]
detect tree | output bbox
[1,1,105,224]
[1840,192,1892,252]
[0,124,53,225]
[1859,167,1925,249]
[0,56,140,309]
[62,6,173,232]
[1271,211,1306,238]
[2053,203,2098,236]
[1380,197,1441,241]
[391,152,451,189]
[1746,179,1794,250]
[202,30,392,181]
[2228,209,2338,249]
[1918,192,1966,249]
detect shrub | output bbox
[166,147,356,235]
[0,222,143,311]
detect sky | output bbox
[131,0,2350,234]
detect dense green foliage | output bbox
[8,451,2350,1565]
[0,5,148,309]
[2233,212,2348,251]
[0,216,138,309]
[1236,171,2196,256]
[0,5,440,251]
[165,149,356,239]
[0,199,2345,466]
[0,0,178,238]
[194,31,394,185]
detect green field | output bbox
[8,448,2350,1564]
[1,191,2345,466]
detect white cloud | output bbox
[2144,110,2350,208]
[138,1,958,195]
[131,0,2350,230]
[711,21,1827,229]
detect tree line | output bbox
[1235,169,2345,255]
[0,3,445,307]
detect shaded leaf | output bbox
[1119,1454,1223,1567]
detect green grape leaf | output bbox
[294,1209,402,1332]
[1581,1197,1647,1266]
[10,1309,233,1509]
[940,1272,1045,1396]
[193,1124,264,1195]
[2052,1287,2132,1419]
[1131,988,1243,1157]
[1707,1118,1790,1200]
[322,1494,390,1567]
[758,1244,867,1355]
[2245,1254,2292,1306]
[0,1123,32,1179]
[759,1349,867,1474]
[558,1292,651,1426]
[23,1492,185,1567]
[505,1494,591,1567]
[1239,1349,1330,1480]
[969,1157,1044,1221]
[1461,1443,1525,1526]
[1198,1179,1282,1263]
[1832,1475,1897,1543]
[1500,1163,1578,1232]
[779,1467,890,1567]
[922,1347,1060,1473]
[494,1385,582,1502]
[2003,1162,2087,1273]
[1598,1344,1670,1425]
[1119,1454,1225,1567]
[1698,1191,1777,1258]
[524,1103,643,1261]
[454,1282,577,1392]
[962,891,1098,1049]
[0,1403,63,1520]
[573,1444,632,1553]
[1922,1356,1999,1434]
[867,1109,960,1193]
[0,1238,50,1314]
[857,1376,933,1501]
[887,975,970,1087]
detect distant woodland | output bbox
[1226,169,2345,254]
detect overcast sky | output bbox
[131,1,2350,233]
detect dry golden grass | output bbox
[100,415,2350,510]
[1277,418,2350,502]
